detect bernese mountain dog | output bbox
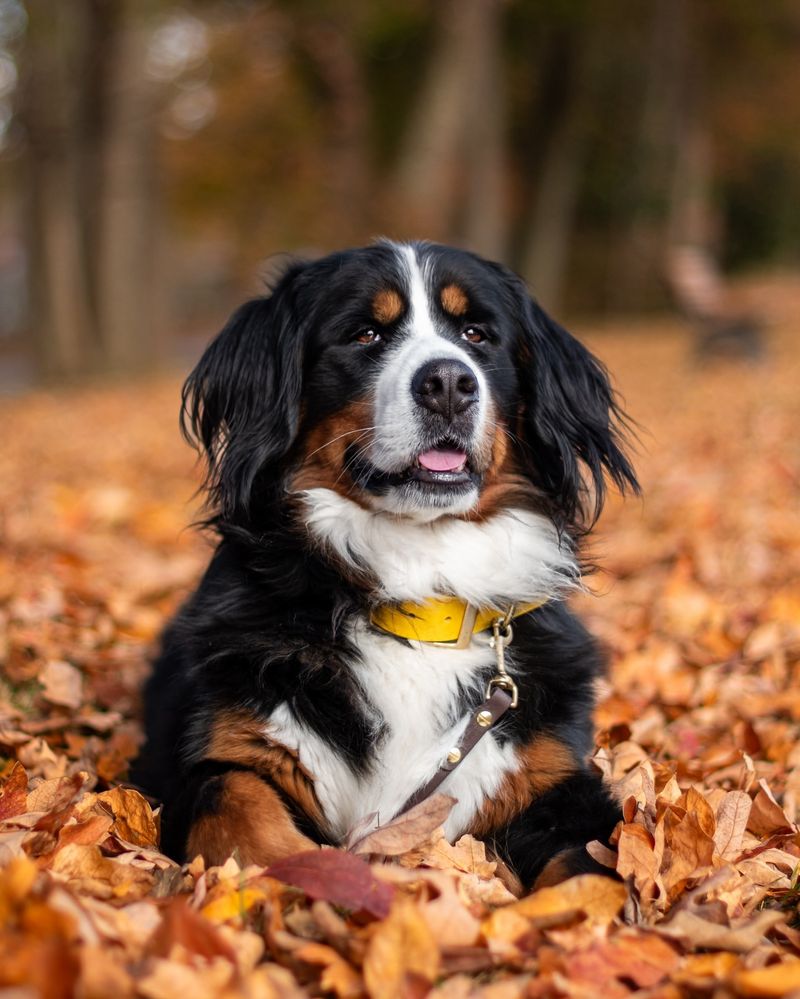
[133,240,639,890]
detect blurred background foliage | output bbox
[0,0,798,383]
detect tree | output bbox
[18,0,164,381]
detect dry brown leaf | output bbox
[350,795,457,856]
[675,950,741,987]
[137,957,235,999]
[734,958,800,997]
[657,907,785,953]
[400,832,498,879]
[494,874,626,928]
[363,896,440,999]
[294,941,364,998]
[748,780,795,837]
[95,786,158,848]
[49,843,154,900]
[39,660,84,710]
[660,801,716,896]
[714,790,752,860]
[566,932,680,990]
[417,872,482,948]
[0,761,29,821]
[617,822,660,898]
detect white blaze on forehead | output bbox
[399,244,437,340]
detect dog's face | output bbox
[184,241,637,533]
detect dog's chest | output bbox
[265,620,519,842]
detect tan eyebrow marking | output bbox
[440,283,469,316]
[371,288,404,325]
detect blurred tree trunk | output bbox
[300,18,371,242]
[611,0,689,309]
[461,0,506,259]
[19,0,163,382]
[392,0,508,258]
[96,18,164,372]
[520,32,595,312]
[20,2,95,380]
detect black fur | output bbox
[133,241,638,887]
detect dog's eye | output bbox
[355,328,381,345]
[461,326,485,344]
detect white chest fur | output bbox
[266,618,519,841]
[266,489,580,842]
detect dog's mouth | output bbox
[410,445,471,484]
[345,439,478,494]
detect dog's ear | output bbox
[504,272,639,532]
[181,265,307,523]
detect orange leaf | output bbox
[497,874,626,927]
[95,787,158,848]
[363,897,439,999]
[295,942,364,998]
[734,959,800,997]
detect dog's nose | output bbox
[411,359,479,419]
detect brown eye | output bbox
[356,328,381,344]
[461,326,485,344]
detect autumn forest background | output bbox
[2,2,800,997]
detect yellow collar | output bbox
[369,597,545,648]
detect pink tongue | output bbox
[418,449,467,472]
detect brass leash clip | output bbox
[487,605,519,708]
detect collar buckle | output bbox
[430,602,479,649]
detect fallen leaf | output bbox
[350,795,457,856]
[95,786,158,848]
[567,932,680,990]
[656,908,784,952]
[0,761,28,821]
[201,885,268,924]
[734,958,800,997]
[153,898,237,960]
[363,896,440,999]
[294,941,364,998]
[493,874,627,928]
[266,849,395,918]
[39,660,84,710]
[714,790,752,860]
[748,780,795,837]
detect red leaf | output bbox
[0,761,28,821]
[267,849,395,918]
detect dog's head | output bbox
[184,241,638,535]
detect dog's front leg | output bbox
[162,764,317,867]
[483,770,622,891]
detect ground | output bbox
[1,291,800,998]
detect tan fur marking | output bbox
[290,399,373,501]
[186,770,316,867]
[533,850,577,889]
[440,283,469,316]
[467,735,576,838]
[372,288,403,325]
[465,407,540,520]
[206,710,325,829]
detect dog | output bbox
[133,240,639,890]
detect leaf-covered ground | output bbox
[2,297,800,998]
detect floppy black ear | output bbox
[509,276,639,532]
[181,266,307,524]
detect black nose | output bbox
[411,358,479,419]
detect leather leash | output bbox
[372,612,521,830]
[400,685,513,812]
